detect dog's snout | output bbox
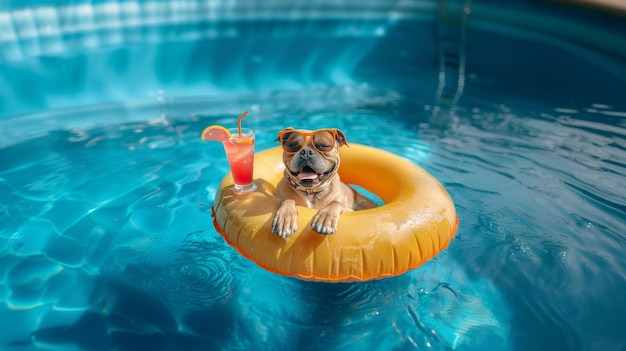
[299,147,316,159]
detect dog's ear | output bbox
[335,129,349,147]
[275,127,295,142]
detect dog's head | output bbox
[276,127,348,190]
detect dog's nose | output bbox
[300,148,315,159]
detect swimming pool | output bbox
[1,0,625,350]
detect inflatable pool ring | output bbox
[212,144,458,282]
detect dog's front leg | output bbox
[272,199,298,238]
[311,201,353,235]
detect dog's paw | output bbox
[311,202,352,235]
[311,210,338,234]
[272,200,298,238]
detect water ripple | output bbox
[146,254,234,311]
[142,232,235,312]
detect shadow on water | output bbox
[26,278,227,351]
[24,274,395,351]
[294,281,386,350]
[20,227,240,350]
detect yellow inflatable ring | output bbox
[212,144,458,282]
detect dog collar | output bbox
[285,164,339,196]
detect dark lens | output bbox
[281,132,304,153]
[312,131,334,152]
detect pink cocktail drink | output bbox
[223,128,256,192]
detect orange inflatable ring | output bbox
[212,144,458,282]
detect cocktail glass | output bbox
[223,128,256,193]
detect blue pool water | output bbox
[1,1,626,350]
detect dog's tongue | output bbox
[298,172,319,181]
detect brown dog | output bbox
[272,128,376,238]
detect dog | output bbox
[271,127,377,238]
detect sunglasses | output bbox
[277,129,339,154]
